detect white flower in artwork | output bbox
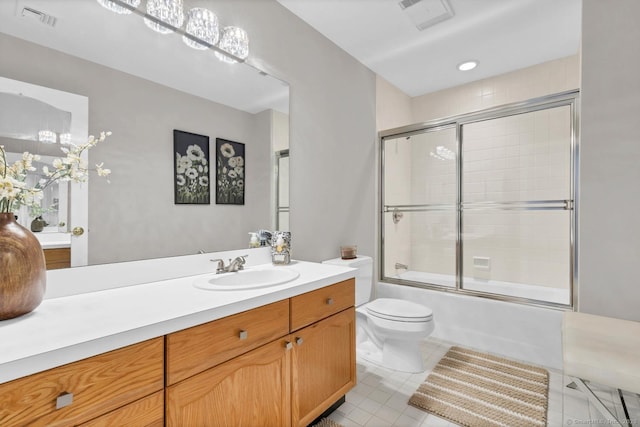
[199,176,209,187]
[234,156,244,167]
[187,144,205,161]
[220,143,235,158]
[236,179,244,188]
[176,175,186,186]
[228,170,237,178]
[228,157,238,168]
[185,168,198,180]
[234,167,243,177]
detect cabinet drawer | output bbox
[166,299,290,385]
[290,279,355,331]
[79,391,163,427]
[44,248,71,270]
[0,337,164,427]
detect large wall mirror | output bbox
[0,0,289,267]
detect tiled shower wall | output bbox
[383,55,579,291]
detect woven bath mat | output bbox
[409,346,549,427]
[311,418,343,427]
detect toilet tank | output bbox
[322,255,373,306]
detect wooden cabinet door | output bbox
[166,338,292,427]
[291,308,356,427]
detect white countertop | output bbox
[35,231,71,249]
[0,253,355,384]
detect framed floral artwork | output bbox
[173,130,210,204]
[215,138,245,205]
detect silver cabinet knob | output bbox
[239,330,248,340]
[285,341,293,350]
[326,298,334,305]
[56,392,74,409]
[295,337,303,345]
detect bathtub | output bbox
[393,270,570,305]
[377,272,566,369]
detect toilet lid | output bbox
[366,298,433,322]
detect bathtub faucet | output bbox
[395,262,408,270]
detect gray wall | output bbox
[1,0,377,265]
[579,0,640,321]
[218,0,378,263]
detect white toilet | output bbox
[323,255,434,373]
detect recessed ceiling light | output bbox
[457,61,478,71]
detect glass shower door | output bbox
[460,106,573,305]
[381,125,458,288]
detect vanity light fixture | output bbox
[59,133,72,145]
[457,60,478,71]
[183,7,219,50]
[38,130,57,144]
[144,0,184,34]
[215,26,249,63]
[96,0,249,63]
[96,0,140,15]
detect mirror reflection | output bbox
[0,0,289,268]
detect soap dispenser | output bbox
[271,231,291,265]
[248,232,260,248]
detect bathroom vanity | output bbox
[36,232,72,270]
[0,248,356,427]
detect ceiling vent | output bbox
[398,0,454,31]
[21,6,57,27]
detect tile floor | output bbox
[326,337,640,427]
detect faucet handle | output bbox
[210,258,226,273]
[237,254,249,270]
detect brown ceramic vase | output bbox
[0,213,47,320]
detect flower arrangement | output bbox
[0,131,112,214]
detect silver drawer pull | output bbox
[239,330,248,340]
[295,337,303,345]
[56,392,74,409]
[285,341,293,350]
[326,298,334,305]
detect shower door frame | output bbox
[379,89,580,309]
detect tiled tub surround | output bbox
[0,247,356,384]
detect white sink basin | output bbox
[193,267,300,291]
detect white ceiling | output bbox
[1,0,581,109]
[0,0,289,114]
[277,0,582,97]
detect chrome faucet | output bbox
[211,255,249,274]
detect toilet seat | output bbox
[365,298,433,323]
